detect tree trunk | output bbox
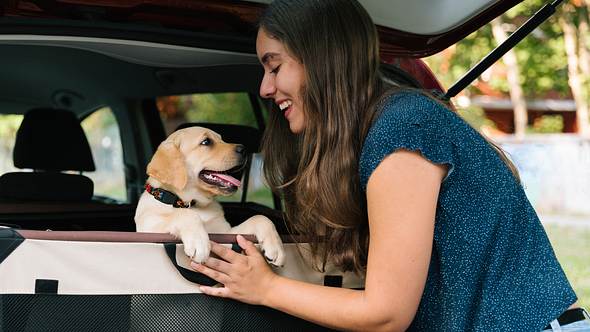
[580,17,589,77]
[578,6,589,96]
[491,17,528,139]
[560,9,590,136]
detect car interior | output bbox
[6,0,555,239]
[0,36,258,227]
[2,0,555,237]
[0,23,441,235]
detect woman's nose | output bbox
[259,74,276,99]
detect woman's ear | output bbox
[147,141,188,191]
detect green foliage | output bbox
[527,114,565,133]
[499,0,570,96]
[425,0,571,98]
[456,105,497,130]
[515,25,569,97]
[447,26,496,91]
[0,115,24,173]
[81,108,126,202]
[0,114,23,137]
[184,93,257,126]
[247,186,274,207]
[545,224,590,311]
[217,185,274,208]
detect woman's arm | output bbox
[193,149,446,331]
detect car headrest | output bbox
[0,172,94,201]
[13,108,96,172]
[175,123,262,154]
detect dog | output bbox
[134,126,285,266]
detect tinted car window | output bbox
[0,114,23,175]
[81,107,126,202]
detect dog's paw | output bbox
[255,219,285,267]
[261,239,285,268]
[232,215,286,267]
[181,231,211,263]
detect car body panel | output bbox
[1,0,523,57]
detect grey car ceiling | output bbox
[0,42,263,116]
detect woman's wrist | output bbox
[259,272,283,307]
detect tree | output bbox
[425,0,589,135]
[559,2,589,135]
[491,16,528,139]
[156,93,257,135]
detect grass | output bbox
[544,224,590,310]
[218,186,275,208]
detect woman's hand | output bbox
[190,234,278,305]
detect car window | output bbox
[157,93,274,208]
[0,114,24,175]
[81,107,126,203]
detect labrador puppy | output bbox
[134,126,285,266]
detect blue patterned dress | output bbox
[359,92,577,331]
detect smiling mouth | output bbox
[279,100,292,111]
[199,164,243,192]
[278,100,293,118]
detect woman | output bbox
[190,0,588,330]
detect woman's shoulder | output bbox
[360,90,459,190]
[381,89,440,106]
[376,90,450,125]
[369,89,454,134]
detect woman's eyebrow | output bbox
[261,52,280,65]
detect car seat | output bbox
[0,108,95,201]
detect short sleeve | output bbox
[359,92,456,191]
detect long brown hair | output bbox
[258,0,519,274]
[259,0,387,273]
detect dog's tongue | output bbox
[213,173,241,187]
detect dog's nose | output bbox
[235,144,246,156]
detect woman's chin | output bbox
[288,121,304,134]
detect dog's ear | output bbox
[147,141,188,191]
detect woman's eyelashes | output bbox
[270,65,281,74]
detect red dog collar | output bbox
[145,184,196,208]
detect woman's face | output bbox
[256,28,306,134]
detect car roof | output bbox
[0,0,537,115]
[0,0,522,57]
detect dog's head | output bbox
[147,126,246,197]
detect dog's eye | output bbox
[200,138,211,146]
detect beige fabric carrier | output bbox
[0,227,364,331]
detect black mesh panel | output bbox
[1,294,332,332]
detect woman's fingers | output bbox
[236,234,260,257]
[202,256,232,274]
[199,285,231,298]
[190,261,231,285]
[208,241,241,263]
[189,236,277,305]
